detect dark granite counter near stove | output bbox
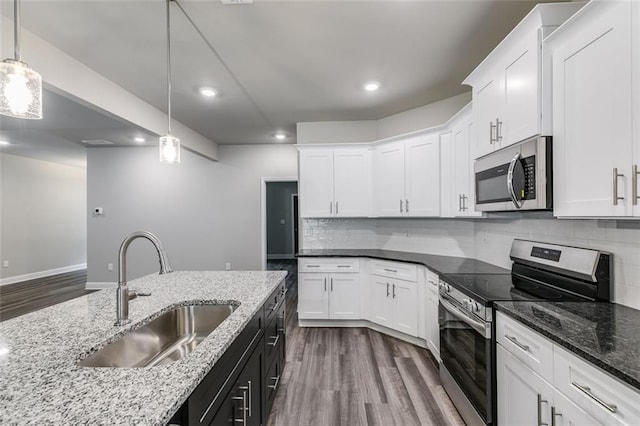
[297,249,510,276]
[495,301,640,392]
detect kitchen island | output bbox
[0,270,286,425]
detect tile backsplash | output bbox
[301,213,640,310]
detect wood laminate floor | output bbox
[267,265,464,426]
[0,270,94,322]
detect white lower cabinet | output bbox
[497,344,554,426]
[426,271,440,361]
[298,271,359,320]
[370,275,418,337]
[497,312,639,426]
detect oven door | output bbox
[439,295,493,424]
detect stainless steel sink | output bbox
[79,304,237,368]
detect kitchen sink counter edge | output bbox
[0,270,287,425]
[494,300,640,392]
[296,248,510,275]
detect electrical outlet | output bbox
[225,263,231,271]
[107,263,113,271]
[2,260,8,268]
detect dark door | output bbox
[292,194,299,255]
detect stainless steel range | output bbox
[438,239,612,426]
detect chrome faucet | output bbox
[115,231,173,326]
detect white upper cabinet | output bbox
[372,132,440,217]
[440,104,483,217]
[464,2,584,159]
[547,0,639,218]
[299,148,369,218]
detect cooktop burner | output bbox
[441,273,589,306]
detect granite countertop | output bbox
[297,248,510,275]
[0,270,286,425]
[495,301,640,392]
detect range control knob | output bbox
[464,299,481,313]
[439,282,451,293]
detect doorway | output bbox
[260,178,298,271]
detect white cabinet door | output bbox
[328,274,360,320]
[497,344,555,426]
[551,1,633,217]
[553,390,600,426]
[392,279,418,337]
[405,133,440,217]
[334,149,369,217]
[298,273,329,319]
[503,34,540,147]
[299,150,334,218]
[474,75,503,158]
[426,273,440,361]
[370,276,393,328]
[373,141,405,217]
[439,131,454,218]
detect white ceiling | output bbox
[2,0,565,146]
[0,89,157,167]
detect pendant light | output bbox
[159,0,180,164]
[0,0,42,119]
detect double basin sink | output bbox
[79,303,237,368]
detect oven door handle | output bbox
[507,152,523,209]
[440,296,490,338]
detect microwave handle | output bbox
[507,152,523,209]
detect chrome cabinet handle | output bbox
[400,199,403,213]
[324,277,327,292]
[337,264,350,268]
[507,152,523,209]
[406,199,409,213]
[572,381,618,413]
[551,406,560,426]
[268,375,280,390]
[386,282,390,297]
[505,334,530,352]
[238,381,252,418]
[330,201,333,214]
[267,334,280,347]
[336,201,339,215]
[490,121,496,144]
[496,118,503,142]
[461,194,468,211]
[383,268,398,273]
[458,194,462,212]
[392,283,396,298]
[633,164,639,206]
[537,394,549,426]
[330,277,333,292]
[307,264,320,268]
[613,168,624,205]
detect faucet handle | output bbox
[127,289,152,300]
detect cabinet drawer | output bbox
[264,282,286,325]
[298,258,359,273]
[264,354,283,415]
[554,346,640,426]
[496,312,554,383]
[371,260,417,282]
[426,269,439,295]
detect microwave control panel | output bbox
[522,155,536,200]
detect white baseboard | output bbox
[85,282,116,290]
[0,263,87,287]
[297,319,428,349]
[267,254,295,260]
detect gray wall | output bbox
[266,182,298,258]
[86,144,298,284]
[0,153,87,281]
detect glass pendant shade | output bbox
[0,59,42,119]
[159,134,181,164]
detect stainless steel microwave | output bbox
[474,136,552,212]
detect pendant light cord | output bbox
[14,0,21,61]
[166,0,172,134]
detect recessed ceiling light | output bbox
[0,140,11,145]
[134,137,146,143]
[199,87,218,97]
[275,133,286,140]
[364,82,380,92]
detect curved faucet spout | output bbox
[115,231,173,326]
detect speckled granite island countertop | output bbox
[297,248,510,275]
[0,270,286,425]
[495,301,640,392]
